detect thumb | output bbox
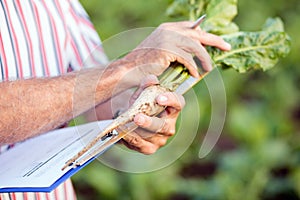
[129,75,159,105]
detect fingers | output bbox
[159,21,231,71]
[198,31,231,51]
[160,21,231,51]
[131,20,231,79]
[121,133,169,155]
[133,92,185,134]
[123,87,185,155]
[134,114,176,136]
[134,115,166,133]
[168,29,213,74]
[177,38,213,72]
[169,47,200,77]
[156,92,185,116]
[139,74,159,88]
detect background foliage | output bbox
[73,0,300,199]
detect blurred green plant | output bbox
[168,0,291,73]
[73,0,300,200]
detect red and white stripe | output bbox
[0,179,77,200]
[0,0,108,199]
[0,0,108,81]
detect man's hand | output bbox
[116,21,231,154]
[121,20,231,80]
[120,75,185,154]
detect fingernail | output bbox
[158,95,168,103]
[136,115,145,125]
[207,62,213,72]
[194,69,200,78]
[225,42,231,50]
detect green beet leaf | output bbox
[167,0,291,73]
[201,0,239,34]
[166,0,191,19]
[208,18,291,72]
[167,0,239,34]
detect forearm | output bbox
[0,61,140,144]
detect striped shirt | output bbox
[0,0,108,199]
